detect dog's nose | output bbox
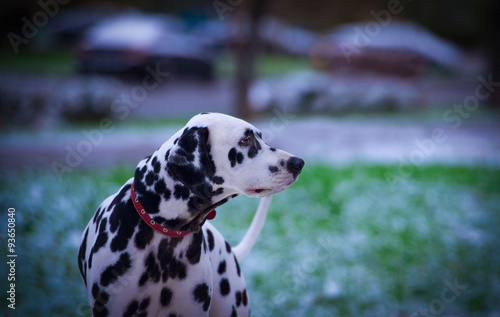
[286,157,305,176]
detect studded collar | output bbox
[130,182,216,238]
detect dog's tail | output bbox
[233,195,272,261]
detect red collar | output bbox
[131,182,216,238]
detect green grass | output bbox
[0,49,310,78]
[0,49,75,74]
[216,53,312,78]
[1,163,499,316]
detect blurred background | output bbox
[0,0,499,316]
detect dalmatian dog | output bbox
[78,112,304,317]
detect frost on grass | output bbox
[217,165,500,316]
[0,164,499,316]
[0,169,124,316]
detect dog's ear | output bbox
[166,126,215,198]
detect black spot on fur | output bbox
[145,171,155,186]
[213,176,224,185]
[231,305,238,317]
[109,184,132,221]
[124,300,138,317]
[206,229,215,251]
[92,302,109,317]
[92,284,109,310]
[225,241,232,253]
[248,141,261,158]
[92,283,100,299]
[139,252,161,287]
[244,129,253,137]
[218,260,226,275]
[212,187,224,196]
[163,188,172,200]
[237,152,244,164]
[107,185,140,253]
[137,189,161,215]
[174,184,190,200]
[242,289,248,306]
[138,273,148,288]
[99,291,109,304]
[100,252,132,287]
[109,199,140,252]
[134,220,154,250]
[220,278,230,296]
[270,147,277,152]
[160,287,173,307]
[193,283,211,311]
[88,248,94,269]
[170,163,206,187]
[228,148,241,167]
[93,207,105,226]
[269,165,279,173]
[134,164,162,215]
[152,215,168,227]
[188,193,210,211]
[235,255,241,277]
[153,159,161,174]
[169,257,187,280]
[242,129,262,159]
[78,228,89,285]
[178,128,198,155]
[136,165,148,181]
[156,238,186,281]
[236,291,242,307]
[93,218,108,254]
[94,208,106,233]
[186,231,203,264]
[154,180,167,194]
[92,208,101,224]
[139,297,150,311]
[164,217,182,230]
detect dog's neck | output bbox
[133,148,238,233]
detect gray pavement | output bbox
[1,110,499,177]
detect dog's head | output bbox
[171,113,304,197]
[134,112,304,232]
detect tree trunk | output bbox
[487,1,500,107]
[234,0,269,119]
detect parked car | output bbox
[316,21,475,77]
[76,13,214,81]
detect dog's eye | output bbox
[239,136,251,146]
